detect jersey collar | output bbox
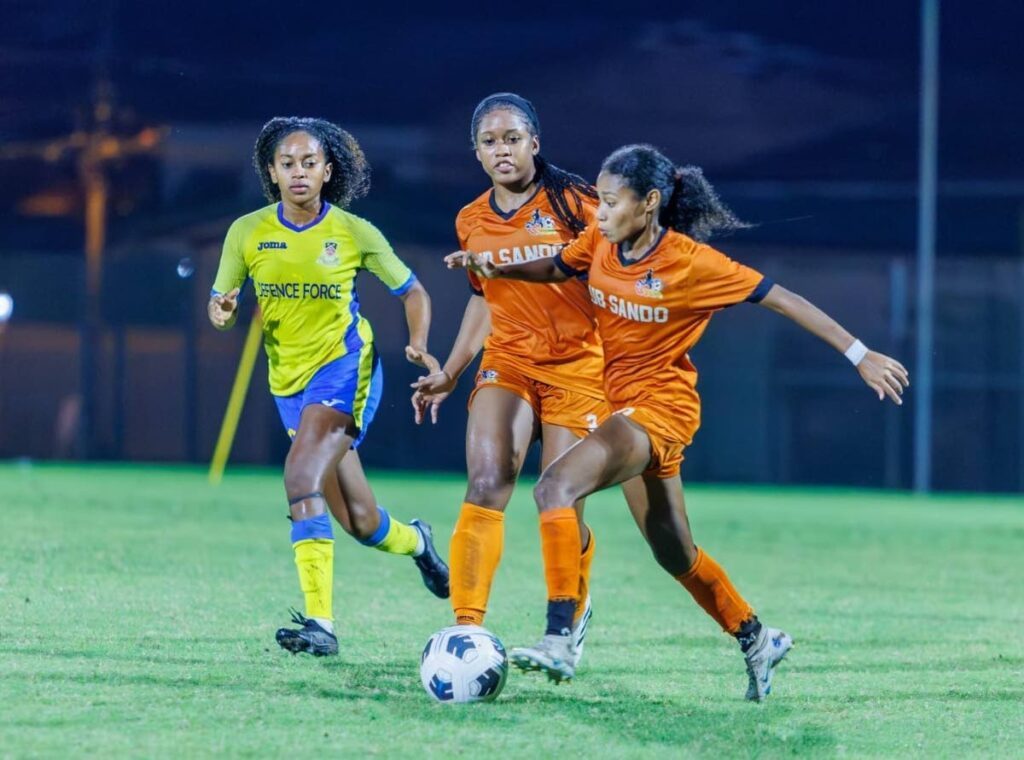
[488,181,543,221]
[616,226,668,267]
[277,201,331,232]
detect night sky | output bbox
[3,1,1023,252]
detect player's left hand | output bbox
[857,351,910,405]
[444,250,499,279]
[405,345,441,374]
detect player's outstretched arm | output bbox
[444,250,568,283]
[399,279,442,375]
[411,294,491,425]
[758,283,910,405]
[208,288,240,331]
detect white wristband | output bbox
[844,339,869,366]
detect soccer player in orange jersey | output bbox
[449,144,910,700]
[412,94,643,667]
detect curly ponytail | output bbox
[601,144,748,241]
[665,165,748,241]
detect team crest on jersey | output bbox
[635,268,664,299]
[478,369,499,384]
[524,209,558,237]
[317,240,340,266]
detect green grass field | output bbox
[1,463,1021,758]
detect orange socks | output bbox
[574,526,595,624]
[539,507,582,602]
[675,547,754,633]
[450,502,505,626]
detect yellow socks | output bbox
[290,513,335,625]
[359,506,420,556]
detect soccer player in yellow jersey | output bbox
[208,117,449,656]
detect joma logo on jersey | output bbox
[317,240,340,266]
[257,241,288,251]
[524,209,558,237]
[635,269,664,299]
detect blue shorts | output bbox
[273,347,383,449]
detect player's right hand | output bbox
[444,250,500,279]
[208,288,239,329]
[410,370,456,425]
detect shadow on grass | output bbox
[304,658,839,755]
[8,647,842,755]
[796,655,1023,675]
[819,689,1024,704]
[0,645,218,668]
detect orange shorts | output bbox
[470,357,609,439]
[612,406,688,479]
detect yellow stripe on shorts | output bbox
[351,337,375,431]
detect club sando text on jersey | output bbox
[588,284,669,324]
[477,243,564,266]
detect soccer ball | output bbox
[419,625,508,703]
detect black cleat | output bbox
[410,519,450,599]
[275,608,338,656]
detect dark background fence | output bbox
[1,2,1022,491]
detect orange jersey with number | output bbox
[556,224,772,444]
[456,187,605,398]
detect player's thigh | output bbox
[465,386,539,502]
[535,414,653,508]
[539,422,585,471]
[539,422,587,513]
[285,404,355,486]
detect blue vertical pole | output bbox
[914,0,940,493]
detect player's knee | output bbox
[282,466,317,501]
[533,473,577,511]
[465,466,516,507]
[648,532,698,576]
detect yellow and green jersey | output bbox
[212,202,416,396]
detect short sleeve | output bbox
[351,215,416,296]
[555,222,600,275]
[454,215,483,295]
[687,244,770,312]
[211,219,249,296]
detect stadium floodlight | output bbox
[0,292,13,323]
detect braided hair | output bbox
[253,117,370,208]
[470,93,596,235]
[600,144,748,242]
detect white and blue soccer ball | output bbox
[419,625,508,704]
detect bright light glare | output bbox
[0,292,12,323]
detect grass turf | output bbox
[0,463,1021,758]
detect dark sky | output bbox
[2,0,1024,214]
[5,1,1022,153]
[2,0,1022,254]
